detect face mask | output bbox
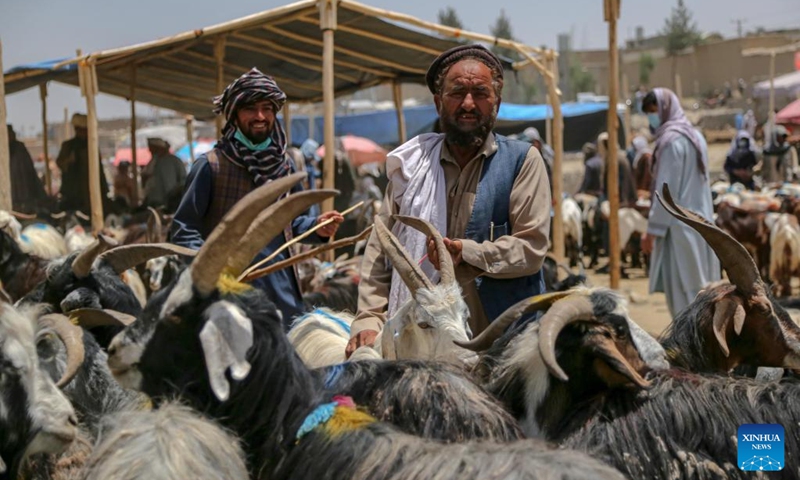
[737,139,749,149]
[234,128,272,151]
[647,113,661,130]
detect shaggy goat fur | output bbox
[19,223,69,260]
[133,274,624,480]
[288,308,354,368]
[80,402,249,480]
[0,228,49,301]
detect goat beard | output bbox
[439,105,498,149]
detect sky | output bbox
[2,0,798,133]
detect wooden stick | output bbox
[605,0,621,290]
[79,56,104,234]
[185,115,195,164]
[214,35,226,139]
[39,83,52,196]
[284,100,292,148]
[238,200,364,281]
[243,226,372,283]
[0,38,10,212]
[320,0,337,223]
[622,73,632,149]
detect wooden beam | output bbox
[130,65,139,206]
[78,55,104,234]
[232,32,393,78]
[295,16,442,56]
[214,36,226,138]
[186,115,195,164]
[320,0,337,217]
[101,77,211,108]
[392,81,406,144]
[39,83,52,196]
[605,0,621,289]
[284,100,292,147]
[769,52,776,130]
[622,73,632,149]
[265,24,425,74]
[0,39,11,212]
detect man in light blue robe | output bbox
[641,88,721,317]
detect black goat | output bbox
[112,179,625,480]
[0,228,48,301]
[542,254,587,292]
[656,185,800,374]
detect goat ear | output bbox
[712,296,746,357]
[199,301,254,402]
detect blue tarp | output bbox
[281,101,615,147]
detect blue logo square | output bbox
[738,424,784,471]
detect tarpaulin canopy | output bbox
[753,70,800,100]
[777,98,800,125]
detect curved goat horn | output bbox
[191,172,307,296]
[99,243,197,274]
[373,216,434,295]
[393,215,455,286]
[68,308,136,328]
[657,184,761,298]
[146,207,162,243]
[538,295,597,382]
[38,314,85,388]
[456,291,573,352]
[72,234,118,278]
[227,189,338,275]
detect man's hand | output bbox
[641,233,654,255]
[427,237,463,270]
[316,211,344,238]
[345,330,379,358]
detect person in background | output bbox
[142,137,187,210]
[631,135,654,196]
[7,124,49,214]
[724,131,757,190]
[112,160,137,207]
[762,125,796,185]
[522,127,553,195]
[55,113,109,213]
[641,87,720,317]
[577,141,603,197]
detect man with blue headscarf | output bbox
[170,68,344,324]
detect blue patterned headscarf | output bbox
[213,68,290,186]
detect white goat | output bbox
[599,201,648,251]
[288,308,356,368]
[768,213,800,297]
[64,225,94,253]
[19,223,68,260]
[562,197,583,266]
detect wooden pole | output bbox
[130,65,139,206]
[320,0,337,215]
[185,115,195,164]
[674,73,683,100]
[622,73,632,149]
[63,107,70,145]
[769,52,776,133]
[0,39,11,212]
[550,58,564,263]
[78,54,104,234]
[605,0,621,289]
[214,36,227,139]
[39,83,52,196]
[284,100,292,148]
[392,80,406,144]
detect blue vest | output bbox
[464,135,546,323]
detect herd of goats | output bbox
[1,171,800,480]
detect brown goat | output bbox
[715,201,771,280]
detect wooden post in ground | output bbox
[185,115,195,164]
[214,36,226,139]
[39,83,52,196]
[769,52,776,135]
[78,54,104,234]
[392,80,406,144]
[550,56,564,263]
[605,0,621,290]
[0,39,11,212]
[319,0,337,215]
[622,73,632,148]
[129,64,139,206]
[284,100,292,147]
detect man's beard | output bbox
[439,106,497,148]
[240,123,270,143]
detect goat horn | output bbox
[98,243,198,274]
[657,184,760,297]
[191,172,307,295]
[455,291,573,351]
[68,308,136,328]
[38,314,85,388]
[10,211,36,220]
[72,234,118,278]
[75,211,90,221]
[146,207,162,243]
[393,215,455,286]
[539,295,597,382]
[50,211,67,220]
[373,216,434,295]
[592,338,651,388]
[226,189,339,275]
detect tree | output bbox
[489,9,519,61]
[569,62,595,96]
[638,53,656,86]
[437,6,464,30]
[661,0,702,92]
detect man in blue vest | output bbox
[346,44,551,356]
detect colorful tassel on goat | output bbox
[295,395,375,443]
[217,272,252,295]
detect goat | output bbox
[464,291,800,479]
[113,182,625,480]
[655,186,800,374]
[0,305,77,480]
[108,179,526,446]
[542,254,587,292]
[81,402,249,480]
[0,227,49,301]
[715,201,771,279]
[288,308,355,369]
[768,213,800,297]
[562,196,583,267]
[143,254,185,296]
[19,222,69,260]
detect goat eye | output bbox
[418,322,431,329]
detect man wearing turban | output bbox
[171,68,343,323]
[55,113,109,214]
